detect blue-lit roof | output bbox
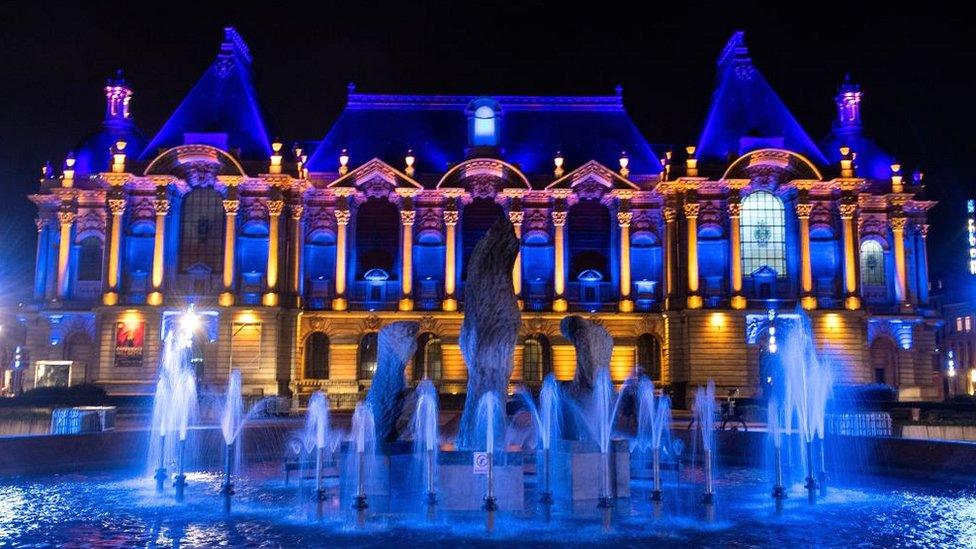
[306,92,660,179]
[697,32,827,166]
[141,28,272,161]
[819,77,894,180]
[74,122,147,177]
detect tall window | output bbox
[522,335,551,382]
[304,332,330,380]
[355,199,399,279]
[636,333,662,380]
[77,237,103,281]
[740,191,787,278]
[860,240,885,286]
[413,332,443,381]
[357,332,379,380]
[180,188,225,273]
[469,100,499,147]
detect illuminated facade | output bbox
[17,29,940,405]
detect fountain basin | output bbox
[338,444,524,511]
[551,439,630,502]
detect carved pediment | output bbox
[546,160,639,192]
[328,158,423,194]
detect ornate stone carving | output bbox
[573,179,607,201]
[616,211,632,227]
[525,209,549,234]
[858,216,887,240]
[222,199,240,215]
[360,176,395,200]
[839,203,857,219]
[663,206,677,223]
[290,204,304,221]
[467,174,499,199]
[683,202,700,218]
[727,203,741,218]
[809,202,833,229]
[551,210,567,227]
[400,209,416,226]
[443,210,459,226]
[795,203,814,219]
[154,199,171,216]
[334,208,351,226]
[889,217,908,231]
[918,224,930,238]
[266,199,284,217]
[362,314,381,332]
[417,207,443,233]
[57,211,77,225]
[698,201,721,228]
[76,209,105,235]
[107,198,126,216]
[418,314,439,335]
[508,210,525,226]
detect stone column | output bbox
[147,195,170,306]
[917,224,930,305]
[797,202,816,310]
[218,194,239,307]
[56,209,76,301]
[618,211,634,312]
[891,216,909,307]
[509,210,524,309]
[840,203,860,310]
[332,206,350,311]
[684,202,702,309]
[552,210,568,312]
[663,206,676,309]
[34,218,48,301]
[442,208,459,312]
[262,199,284,307]
[728,201,745,309]
[290,204,304,305]
[103,198,125,305]
[399,208,415,311]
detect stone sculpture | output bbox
[455,218,521,450]
[364,320,420,443]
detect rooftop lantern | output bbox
[685,145,698,177]
[270,140,283,174]
[554,151,564,177]
[619,151,630,177]
[112,140,127,173]
[41,161,53,180]
[890,162,903,193]
[660,150,673,182]
[838,146,856,178]
[405,149,416,176]
[62,153,76,188]
[913,169,924,190]
[339,148,350,175]
[293,143,304,178]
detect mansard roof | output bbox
[696,32,827,166]
[819,77,894,180]
[141,27,272,161]
[305,91,661,177]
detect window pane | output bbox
[859,240,885,286]
[740,191,787,278]
[358,332,378,380]
[180,188,225,273]
[77,237,103,281]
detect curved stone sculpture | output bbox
[365,320,420,443]
[455,218,521,450]
[561,315,613,399]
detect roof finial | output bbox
[348,82,357,96]
[834,74,863,130]
[614,83,623,97]
[104,70,133,123]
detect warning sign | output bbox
[473,451,489,474]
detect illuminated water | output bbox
[1,464,972,546]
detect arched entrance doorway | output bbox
[870,337,898,387]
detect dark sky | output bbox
[1,2,973,305]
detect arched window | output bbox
[77,237,103,281]
[860,240,885,286]
[522,335,552,382]
[304,332,330,380]
[469,99,500,147]
[568,200,611,280]
[740,191,787,278]
[413,332,443,381]
[636,333,662,380]
[461,198,504,281]
[180,188,225,273]
[357,332,379,380]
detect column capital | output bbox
[222,199,240,215]
[683,202,700,218]
[795,202,813,219]
[839,203,857,219]
[108,198,126,216]
[34,218,47,232]
[663,206,677,223]
[335,208,351,226]
[508,210,524,226]
[551,210,567,227]
[617,211,632,227]
[400,209,416,226]
[266,199,284,217]
[918,223,930,238]
[443,210,459,226]
[290,204,304,221]
[726,203,741,218]
[154,199,171,216]
[889,216,908,231]
[57,210,77,225]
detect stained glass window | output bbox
[180,188,225,273]
[860,240,885,286]
[740,191,787,278]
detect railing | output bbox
[826,412,892,437]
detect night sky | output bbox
[1,2,972,305]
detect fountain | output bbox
[593,368,617,509]
[350,402,376,511]
[413,379,439,506]
[219,370,243,511]
[148,307,199,502]
[693,381,716,505]
[475,391,503,511]
[537,374,560,505]
[636,377,671,502]
[304,391,330,503]
[768,399,787,502]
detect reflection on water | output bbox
[0,463,973,547]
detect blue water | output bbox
[1,463,973,547]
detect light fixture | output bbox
[339,148,350,174]
[64,153,76,169]
[405,149,415,175]
[115,140,127,152]
[619,151,629,176]
[554,151,565,177]
[767,309,777,354]
[272,141,283,153]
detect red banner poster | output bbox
[115,320,145,367]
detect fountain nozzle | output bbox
[154,467,167,492]
[482,495,498,511]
